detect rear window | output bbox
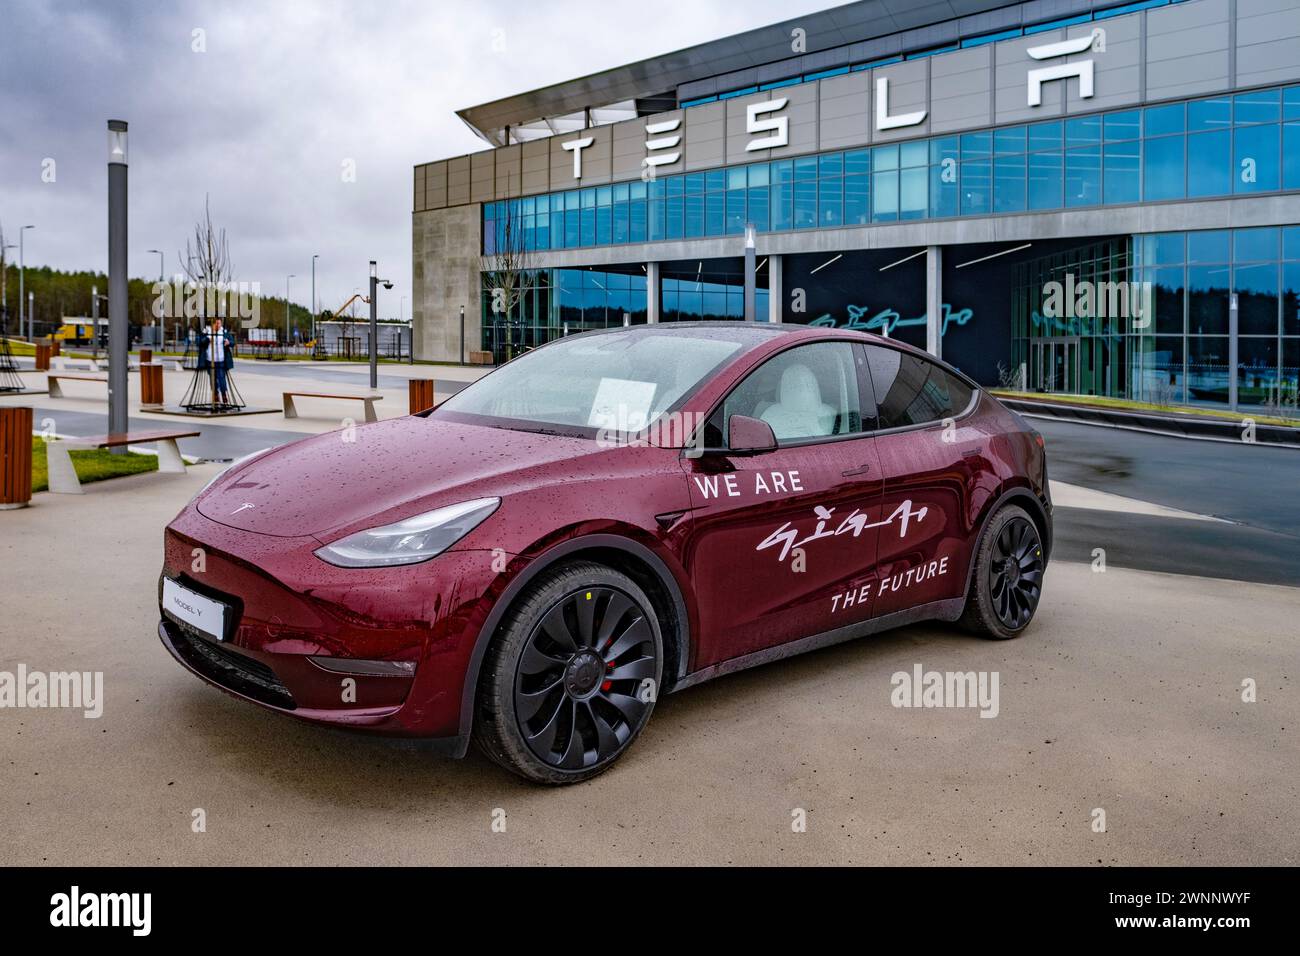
[865,345,974,429]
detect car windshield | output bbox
[434,330,744,433]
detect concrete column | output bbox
[743,223,756,322]
[1228,291,1239,411]
[925,245,942,359]
[646,261,660,323]
[768,254,783,324]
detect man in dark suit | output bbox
[196,318,235,405]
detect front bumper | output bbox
[158,505,517,749]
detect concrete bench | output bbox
[283,391,382,423]
[53,356,100,372]
[47,374,108,398]
[44,429,200,495]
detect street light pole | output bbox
[1,243,14,335]
[146,249,164,349]
[285,273,295,349]
[310,254,319,346]
[459,305,465,365]
[19,225,34,340]
[369,262,378,389]
[107,120,129,450]
[368,261,392,390]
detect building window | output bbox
[481,82,1300,255]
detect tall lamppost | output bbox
[1,242,15,334]
[19,225,34,340]
[28,292,34,342]
[368,261,392,390]
[285,273,295,349]
[146,249,164,348]
[107,120,129,450]
[310,254,319,345]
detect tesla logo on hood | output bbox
[230,503,256,515]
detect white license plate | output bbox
[163,578,228,641]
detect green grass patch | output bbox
[31,437,160,493]
[990,390,1300,429]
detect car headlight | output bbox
[313,498,500,568]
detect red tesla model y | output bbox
[159,324,1051,783]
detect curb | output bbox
[999,397,1300,450]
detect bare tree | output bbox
[178,195,234,328]
[482,173,534,360]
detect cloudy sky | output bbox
[0,0,842,316]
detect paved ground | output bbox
[1,463,1296,865]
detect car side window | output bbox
[865,344,974,430]
[707,342,865,446]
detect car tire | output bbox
[473,561,664,785]
[958,504,1046,640]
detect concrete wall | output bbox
[412,203,482,362]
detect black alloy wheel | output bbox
[988,515,1044,630]
[514,585,658,770]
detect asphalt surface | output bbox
[231,361,468,393]
[2,465,1296,866]
[1036,419,1300,586]
[30,405,307,461]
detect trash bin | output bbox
[409,379,436,414]
[0,406,34,509]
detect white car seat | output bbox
[760,364,836,439]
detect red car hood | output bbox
[196,416,592,538]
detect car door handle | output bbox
[841,464,872,477]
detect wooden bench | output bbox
[44,429,200,494]
[283,391,382,423]
[47,374,108,398]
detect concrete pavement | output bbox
[1,465,1296,866]
[0,360,486,460]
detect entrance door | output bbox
[1034,337,1081,393]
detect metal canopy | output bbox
[455,0,1029,146]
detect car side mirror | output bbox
[728,414,777,454]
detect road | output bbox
[1036,419,1300,586]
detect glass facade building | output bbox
[484,84,1300,256]
[417,0,1300,415]
[1012,228,1300,408]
